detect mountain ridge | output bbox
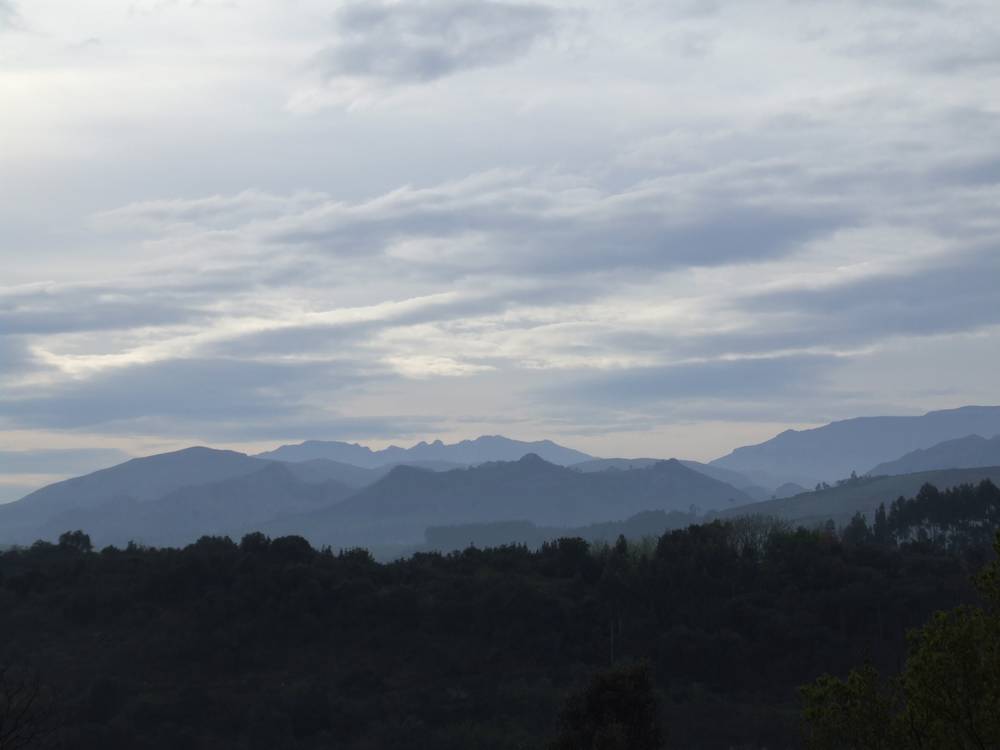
[256,435,595,467]
[263,454,755,547]
[869,434,1000,476]
[710,405,1000,487]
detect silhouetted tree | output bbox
[802,531,1000,749]
[56,530,92,554]
[0,665,54,750]
[550,662,664,750]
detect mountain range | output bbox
[262,455,754,548]
[257,435,594,467]
[710,405,1000,487]
[4,405,1000,552]
[869,434,1000,476]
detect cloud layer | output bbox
[320,0,556,84]
[1,0,999,490]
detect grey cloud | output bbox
[0,1,18,29]
[551,353,839,407]
[94,190,328,232]
[0,357,377,432]
[0,336,34,375]
[591,246,1000,363]
[745,247,1000,343]
[839,14,1000,75]
[263,169,855,276]
[0,292,209,336]
[0,448,131,475]
[318,0,556,85]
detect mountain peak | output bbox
[256,435,594,468]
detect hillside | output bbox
[257,435,594,467]
[27,463,355,548]
[870,434,1000,476]
[715,465,1000,527]
[572,458,768,501]
[265,455,754,547]
[0,447,268,545]
[711,405,1000,487]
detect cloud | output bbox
[317,0,556,87]
[0,448,130,475]
[0,1,18,29]
[0,357,372,432]
[0,284,212,336]
[552,353,840,406]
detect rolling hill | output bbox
[715,465,1000,527]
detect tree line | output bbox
[0,481,998,748]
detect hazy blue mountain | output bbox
[257,435,594,467]
[710,405,1000,487]
[869,434,1000,476]
[280,458,466,488]
[572,458,661,472]
[263,455,754,547]
[29,462,355,548]
[715,465,1000,527]
[573,457,770,502]
[0,448,263,542]
[0,445,472,547]
[0,447,268,544]
[9,446,264,510]
[279,459,385,488]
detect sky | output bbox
[2,0,999,500]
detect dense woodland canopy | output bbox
[0,481,997,749]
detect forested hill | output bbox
[715,465,1000,526]
[1,479,996,748]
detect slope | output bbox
[715,466,1000,527]
[870,434,1000,476]
[264,455,754,547]
[710,405,1000,487]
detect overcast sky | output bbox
[2,0,999,499]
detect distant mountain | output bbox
[715,466,1000,527]
[0,446,474,547]
[257,435,594,467]
[711,406,1000,487]
[264,455,755,547]
[0,447,268,544]
[573,457,770,502]
[571,458,661,472]
[870,434,1000,476]
[28,463,355,548]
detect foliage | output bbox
[801,530,1000,749]
[0,483,994,748]
[0,664,54,750]
[549,662,664,750]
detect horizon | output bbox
[4,401,999,503]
